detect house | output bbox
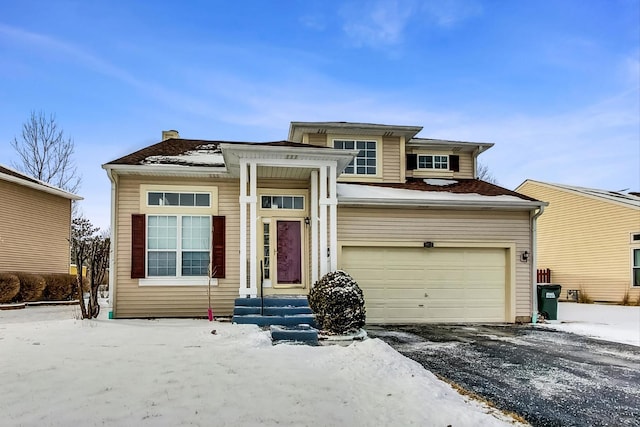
[516,180,640,303]
[103,123,545,323]
[0,164,82,274]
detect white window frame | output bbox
[147,191,211,207]
[418,154,449,170]
[142,214,212,285]
[633,247,640,287]
[333,138,379,176]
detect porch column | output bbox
[248,161,258,297]
[238,159,248,296]
[319,165,328,276]
[328,163,338,272]
[310,169,319,285]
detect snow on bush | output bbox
[308,270,366,334]
[0,273,20,303]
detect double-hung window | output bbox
[633,248,640,287]
[147,215,211,277]
[418,154,449,170]
[334,139,377,175]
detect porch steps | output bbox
[232,296,318,344]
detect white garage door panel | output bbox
[341,246,507,323]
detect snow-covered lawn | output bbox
[540,302,640,347]
[0,305,523,426]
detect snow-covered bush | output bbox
[308,270,366,334]
[0,273,20,303]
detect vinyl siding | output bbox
[518,181,640,303]
[382,136,401,182]
[113,176,241,318]
[0,179,72,274]
[307,133,327,147]
[337,207,533,318]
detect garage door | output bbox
[340,246,507,323]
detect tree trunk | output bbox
[75,273,87,319]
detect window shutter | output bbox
[449,155,460,172]
[212,216,226,278]
[131,214,146,279]
[406,154,417,170]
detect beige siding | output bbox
[518,181,640,303]
[337,207,533,318]
[0,179,71,274]
[382,136,401,182]
[114,176,241,318]
[307,133,327,147]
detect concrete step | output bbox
[234,296,310,307]
[232,313,316,328]
[270,324,318,345]
[233,305,313,316]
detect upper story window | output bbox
[148,192,210,207]
[334,139,377,175]
[418,155,449,170]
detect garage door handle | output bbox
[418,304,424,307]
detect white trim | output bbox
[239,159,248,296]
[311,170,319,285]
[332,137,381,178]
[329,163,338,271]
[0,166,82,200]
[319,166,328,276]
[139,278,218,286]
[417,154,449,170]
[249,161,257,294]
[632,247,640,287]
[106,169,117,314]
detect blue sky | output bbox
[1,0,638,229]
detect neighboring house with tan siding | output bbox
[516,180,640,303]
[103,122,545,323]
[0,165,82,274]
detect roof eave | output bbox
[0,171,83,200]
[338,197,546,210]
[288,122,423,142]
[102,163,230,177]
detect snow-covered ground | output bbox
[0,305,523,427]
[540,302,640,347]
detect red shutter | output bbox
[449,155,460,172]
[212,216,225,278]
[131,214,146,278]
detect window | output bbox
[147,215,210,277]
[148,192,210,207]
[261,195,304,210]
[633,248,640,287]
[263,223,270,280]
[334,139,377,175]
[418,155,449,170]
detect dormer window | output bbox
[418,155,448,170]
[334,139,377,175]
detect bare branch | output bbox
[477,162,499,185]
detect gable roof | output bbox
[288,121,423,142]
[338,178,543,209]
[517,180,640,209]
[0,164,82,200]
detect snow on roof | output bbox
[142,147,225,167]
[424,178,458,186]
[337,183,527,205]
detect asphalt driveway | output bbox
[368,324,640,427]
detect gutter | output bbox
[105,168,118,319]
[338,197,546,210]
[530,205,545,323]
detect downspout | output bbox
[106,168,117,319]
[531,205,545,323]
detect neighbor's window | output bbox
[418,155,449,170]
[333,139,377,175]
[147,215,210,277]
[633,248,640,287]
[148,192,210,207]
[261,195,304,210]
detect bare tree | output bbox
[11,111,81,194]
[70,217,109,319]
[477,162,498,185]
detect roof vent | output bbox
[162,130,180,140]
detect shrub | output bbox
[0,273,20,303]
[308,270,366,334]
[621,291,631,306]
[14,272,46,302]
[42,274,76,301]
[577,287,593,304]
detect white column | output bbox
[248,161,258,297]
[310,170,319,285]
[319,165,328,276]
[238,159,248,296]
[329,163,338,272]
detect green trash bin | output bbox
[537,284,562,320]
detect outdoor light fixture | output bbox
[521,251,530,262]
[304,217,310,225]
[423,241,434,248]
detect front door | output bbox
[275,220,303,286]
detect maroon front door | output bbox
[276,220,302,285]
